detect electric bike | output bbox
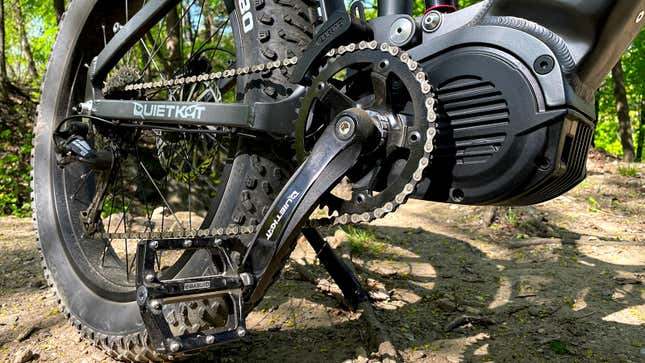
[32,0,644,360]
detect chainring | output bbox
[295,42,438,224]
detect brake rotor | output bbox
[295,42,437,223]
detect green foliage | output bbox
[596,29,645,158]
[618,165,639,177]
[549,340,572,355]
[4,0,58,92]
[342,226,387,256]
[0,122,33,217]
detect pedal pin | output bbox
[149,299,162,313]
[168,340,182,353]
[240,272,254,286]
[144,273,156,283]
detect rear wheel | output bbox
[32,0,315,360]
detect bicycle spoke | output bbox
[139,160,187,234]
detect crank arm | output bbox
[133,110,379,353]
[242,109,379,308]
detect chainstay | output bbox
[103,41,437,240]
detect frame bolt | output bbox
[422,11,443,33]
[335,116,356,140]
[389,17,415,47]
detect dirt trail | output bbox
[0,154,643,363]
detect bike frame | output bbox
[86,0,644,133]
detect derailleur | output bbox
[53,119,117,235]
[53,119,114,170]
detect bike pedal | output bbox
[135,237,252,353]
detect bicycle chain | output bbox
[101,41,437,241]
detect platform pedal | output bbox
[135,236,253,353]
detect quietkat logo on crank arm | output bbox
[136,110,379,354]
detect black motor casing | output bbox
[370,5,596,206]
[419,45,594,205]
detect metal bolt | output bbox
[212,238,222,247]
[148,240,159,250]
[637,10,644,23]
[205,335,215,344]
[136,286,148,306]
[422,11,442,33]
[389,17,415,47]
[335,116,356,140]
[113,22,123,34]
[149,299,162,313]
[183,239,193,248]
[144,273,156,283]
[237,327,246,337]
[168,340,182,353]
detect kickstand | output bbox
[301,226,369,308]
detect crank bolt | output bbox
[144,273,156,283]
[183,239,193,248]
[422,11,443,33]
[168,340,182,353]
[335,116,357,140]
[205,335,215,344]
[237,327,247,337]
[148,240,159,250]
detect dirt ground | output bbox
[0,152,643,363]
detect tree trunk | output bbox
[636,91,645,162]
[165,6,182,72]
[13,1,38,80]
[611,60,636,162]
[0,0,7,99]
[593,93,599,147]
[54,0,65,23]
[200,0,214,41]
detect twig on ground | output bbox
[445,315,496,332]
[289,257,401,362]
